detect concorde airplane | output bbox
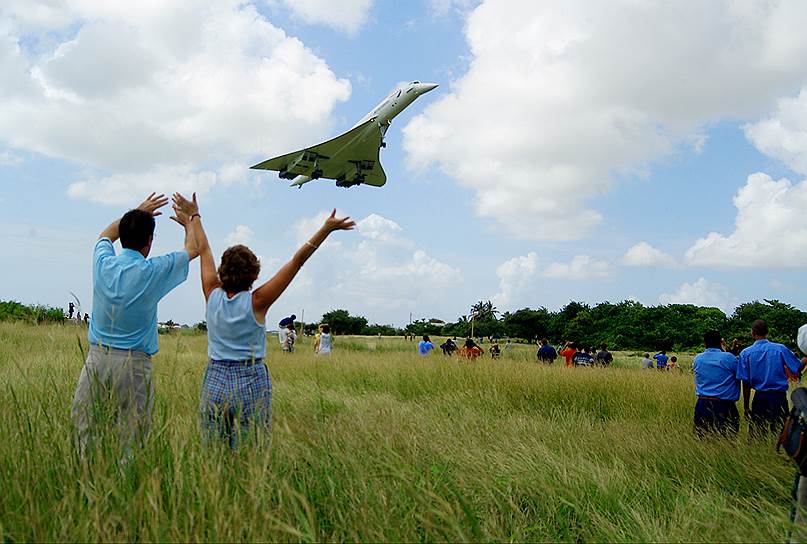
[250,81,438,188]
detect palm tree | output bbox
[469,300,499,337]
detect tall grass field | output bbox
[0,321,801,541]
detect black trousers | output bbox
[694,398,740,437]
[750,390,788,436]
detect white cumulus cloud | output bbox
[543,255,612,281]
[285,210,462,319]
[746,87,807,175]
[622,242,677,268]
[685,172,807,267]
[278,0,374,34]
[0,0,351,204]
[492,251,538,307]
[492,252,611,309]
[659,278,737,314]
[403,0,807,240]
[226,225,256,246]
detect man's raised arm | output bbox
[98,193,169,242]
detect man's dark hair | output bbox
[119,209,155,250]
[321,324,330,334]
[601,343,608,350]
[752,319,769,338]
[704,330,722,349]
[540,338,548,346]
[423,335,430,342]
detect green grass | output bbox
[0,322,799,541]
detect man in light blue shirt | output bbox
[71,193,199,457]
[693,330,740,436]
[738,319,805,436]
[418,335,435,356]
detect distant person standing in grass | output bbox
[667,355,678,370]
[596,344,613,367]
[653,350,668,370]
[537,338,557,364]
[71,193,198,459]
[693,330,740,437]
[440,337,457,355]
[282,323,296,353]
[738,319,805,436]
[418,335,435,356]
[559,341,577,368]
[459,338,484,359]
[314,324,332,356]
[173,193,354,449]
[641,353,654,369]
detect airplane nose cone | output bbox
[419,83,439,93]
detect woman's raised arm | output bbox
[172,192,221,301]
[252,209,354,317]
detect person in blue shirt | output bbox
[418,335,435,356]
[537,338,557,364]
[653,350,669,370]
[693,330,740,437]
[71,193,199,458]
[174,193,355,449]
[738,319,805,436]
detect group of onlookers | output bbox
[534,339,613,367]
[68,191,807,460]
[418,335,514,359]
[692,319,805,437]
[640,351,678,370]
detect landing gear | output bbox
[335,175,364,188]
[311,168,323,179]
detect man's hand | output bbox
[323,208,355,232]
[137,193,169,217]
[172,192,199,217]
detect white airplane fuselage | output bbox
[288,81,438,188]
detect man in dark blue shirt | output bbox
[653,350,668,370]
[537,338,557,364]
[693,330,740,436]
[738,319,805,435]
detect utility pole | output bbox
[300,309,305,341]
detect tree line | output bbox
[5,298,806,352]
[303,299,807,351]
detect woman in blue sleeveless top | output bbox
[171,193,355,449]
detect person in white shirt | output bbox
[315,324,332,356]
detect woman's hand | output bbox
[170,206,191,227]
[323,208,355,232]
[137,193,169,217]
[172,192,199,216]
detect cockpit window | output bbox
[413,81,420,84]
[396,90,401,98]
[405,88,413,93]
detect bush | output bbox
[0,300,65,324]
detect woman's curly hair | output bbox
[218,245,260,293]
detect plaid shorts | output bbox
[200,359,272,449]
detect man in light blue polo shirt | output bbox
[693,330,740,436]
[738,319,805,436]
[71,193,199,458]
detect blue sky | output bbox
[2,0,807,328]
